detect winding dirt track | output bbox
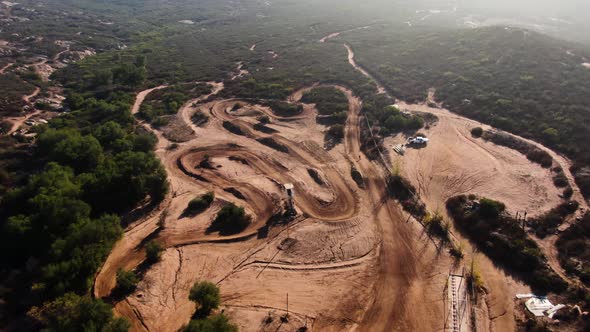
[94,74,449,331]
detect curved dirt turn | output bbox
[94,76,451,332]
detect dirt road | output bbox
[344,44,387,95]
[0,62,13,74]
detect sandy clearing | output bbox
[339,85,449,332]
[583,63,590,68]
[97,79,450,332]
[5,109,41,136]
[390,103,562,217]
[341,43,550,331]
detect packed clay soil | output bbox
[95,81,457,332]
[388,102,563,217]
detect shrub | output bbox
[115,269,139,295]
[471,127,483,138]
[187,192,215,214]
[553,173,568,188]
[189,281,220,317]
[447,195,567,293]
[425,212,450,242]
[256,137,289,153]
[222,121,246,136]
[563,186,574,199]
[145,241,163,264]
[191,112,209,127]
[209,203,251,235]
[151,116,170,128]
[183,314,237,332]
[526,149,553,168]
[326,124,344,142]
[259,115,270,124]
[479,198,505,219]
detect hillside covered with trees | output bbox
[345,26,590,197]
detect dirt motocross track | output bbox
[94,79,455,331]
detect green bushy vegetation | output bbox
[557,213,590,286]
[184,280,237,332]
[28,293,129,332]
[139,84,212,123]
[183,314,238,332]
[1,52,167,329]
[480,130,554,168]
[346,25,590,197]
[208,203,251,235]
[115,269,139,295]
[145,241,164,265]
[186,192,215,215]
[447,195,567,293]
[365,105,424,136]
[302,86,349,122]
[386,174,426,219]
[256,137,289,153]
[263,100,303,117]
[301,87,351,146]
[529,201,579,238]
[471,127,483,138]
[189,281,220,317]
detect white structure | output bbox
[525,297,555,317]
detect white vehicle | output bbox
[408,136,429,145]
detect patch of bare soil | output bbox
[390,102,562,216]
[389,101,567,330]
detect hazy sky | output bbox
[458,0,590,19]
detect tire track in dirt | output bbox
[97,82,382,331]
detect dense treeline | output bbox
[301,87,348,146]
[447,195,567,293]
[139,83,212,124]
[0,67,168,329]
[365,105,424,136]
[347,26,590,198]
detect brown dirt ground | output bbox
[96,82,451,332]
[94,41,586,332]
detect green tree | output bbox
[145,241,163,264]
[116,269,139,295]
[189,281,220,317]
[479,198,506,219]
[187,192,215,214]
[28,293,129,332]
[471,127,483,138]
[209,203,251,235]
[542,127,559,143]
[183,314,237,332]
